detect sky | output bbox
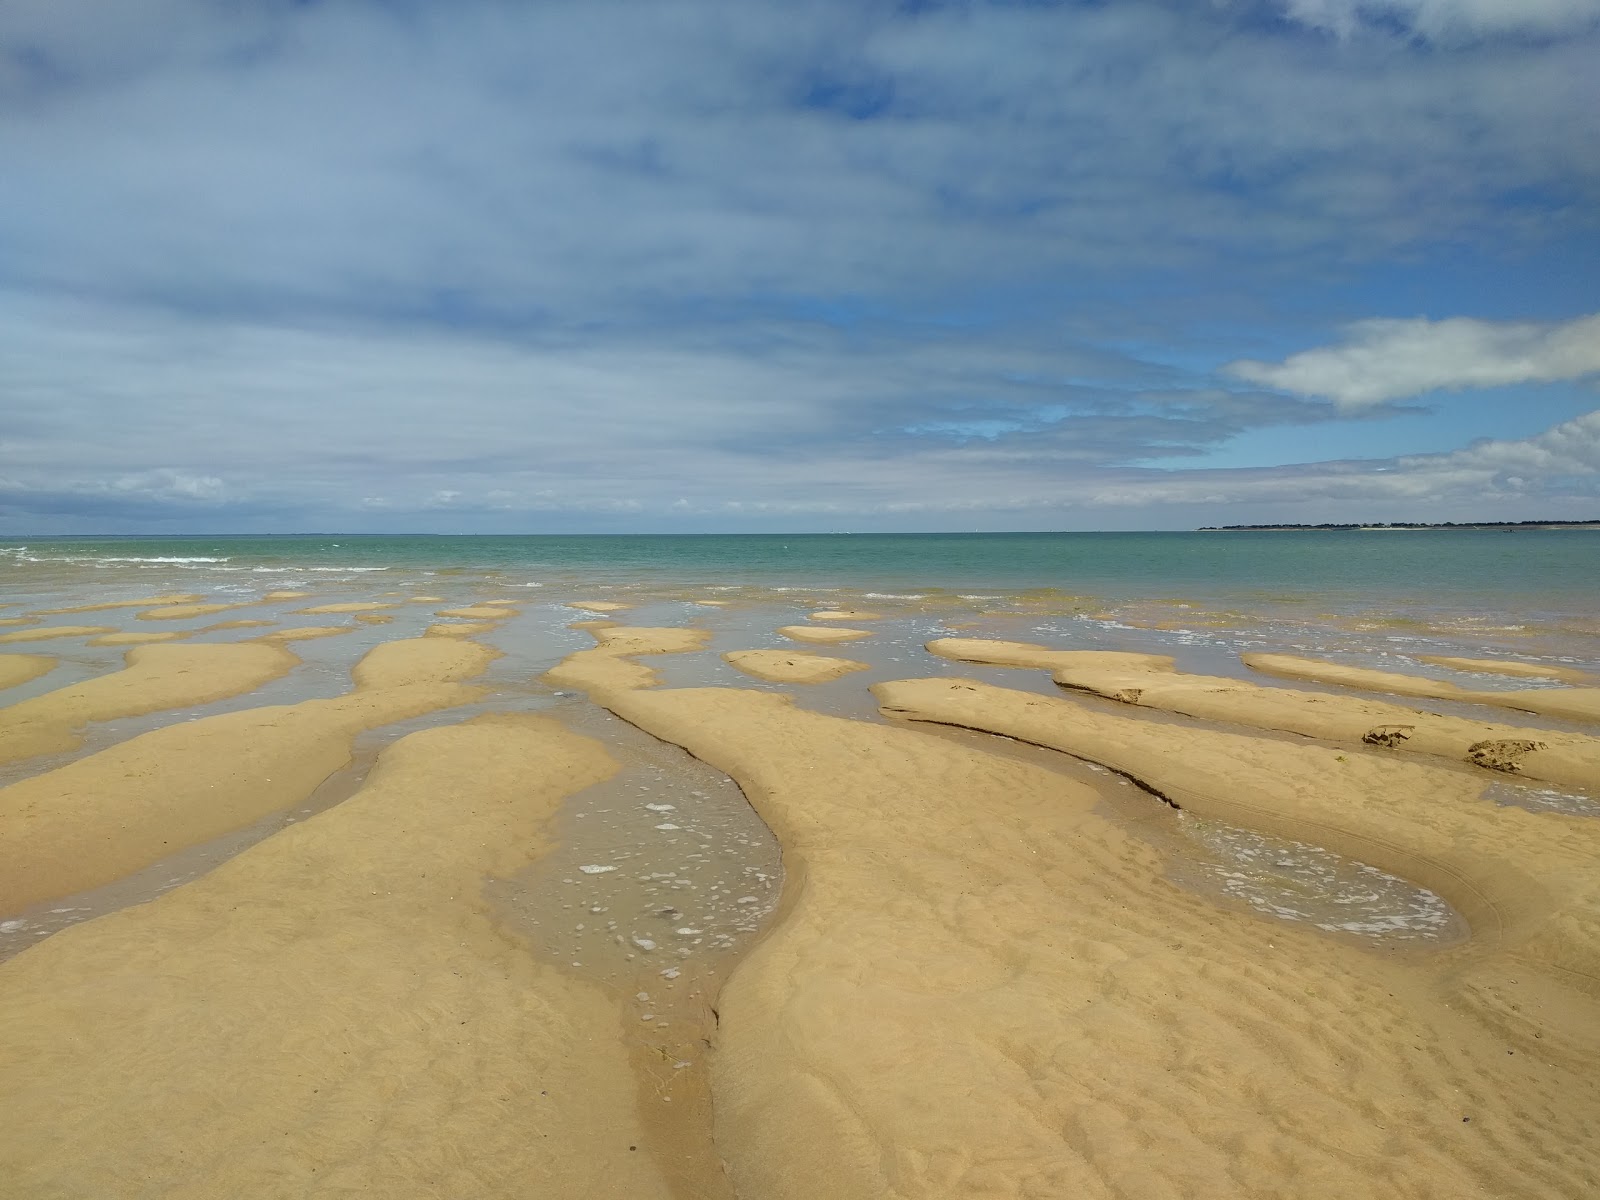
[2,0,1598,534]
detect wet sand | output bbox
[0,583,1597,1198]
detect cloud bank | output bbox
[0,1,1597,531]
[1227,313,1600,409]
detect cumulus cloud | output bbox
[1226,313,1600,409]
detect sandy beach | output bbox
[2,565,1598,1199]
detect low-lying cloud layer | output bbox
[1,1,1597,531]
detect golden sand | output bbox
[0,654,55,691]
[807,609,882,621]
[138,601,260,620]
[202,618,277,631]
[87,629,190,646]
[437,605,518,620]
[547,629,1600,1199]
[1245,652,1600,724]
[1418,654,1596,685]
[424,621,498,638]
[927,637,1174,673]
[937,640,1600,792]
[723,649,869,684]
[296,601,400,614]
[567,600,632,613]
[0,642,297,765]
[0,638,495,913]
[0,716,674,1199]
[36,593,203,614]
[776,625,873,645]
[0,616,41,627]
[0,625,116,644]
[254,625,358,643]
[354,612,395,625]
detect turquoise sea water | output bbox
[5,531,1598,677]
[5,530,1598,608]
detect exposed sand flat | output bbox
[87,629,190,646]
[777,624,873,644]
[723,649,869,684]
[695,599,729,606]
[202,618,276,631]
[136,601,250,621]
[546,625,711,695]
[1044,658,1600,792]
[353,612,395,625]
[808,609,882,621]
[875,678,1600,991]
[255,625,357,643]
[262,590,310,600]
[36,593,203,614]
[0,654,55,691]
[0,638,495,913]
[927,636,1174,673]
[548,639,1600,1199]
[0,643,298,766]
[480,598,521,606]
[567,600,631,613]
[424,621,498,638]
[0,616,41,627]
[0,625,115,644]
[407,594,446,603]
[437,605,518,620]
[1245,652,1600,724]
[0,716,675,1199]
[297,601,400,614]
[1419,655,1596,685]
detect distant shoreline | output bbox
[1198,521,1600,532]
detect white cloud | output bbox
[1226,313,1600,409]
[1282,0,1600,41]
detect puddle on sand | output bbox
[1482,779,1600,818]
[905,724,1465,951]
[1162,810,1464,944]
[0,752,373,962]
[487,702,782,1200]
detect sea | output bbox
[4,529,1597,648]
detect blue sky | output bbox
[2,0,1598,533]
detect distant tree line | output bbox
[1197,519,1600,531]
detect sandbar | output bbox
[0,616,41,627]
[254,625,356,643]
[0,716,674,1199]
[87,629,189,646]
[807,609,882,621]
[567,600,631,613]
[0,637,495,912]
[777,625,873,644]
[437,605,517,620]
[297,601,399,615]
[927,637,1174,673]
[0,654,55,691]
[36,593,203,614]
[548,632,1600,1199]
[723,649,869,684]
[424,621,498,638]
[1419,655,1596,685]
[136,601,250,621]
[1245,652,1600,724]
[943,642,1600,792]
[0,625,116,644]
[0,642,298,765]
